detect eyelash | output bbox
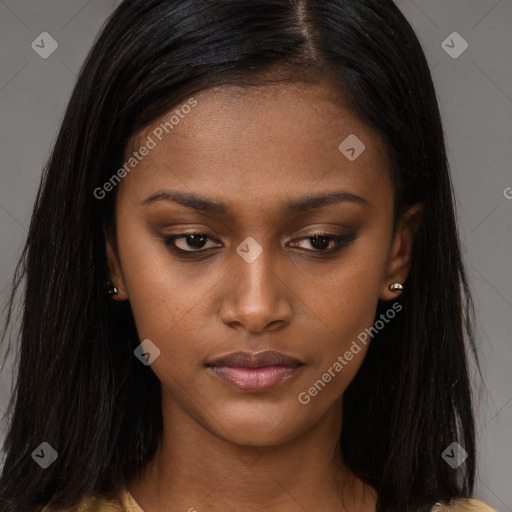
[161,231,357,258]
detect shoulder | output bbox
[431,498,498,512]
[39,489,141,512]
[63,495,126,512]
[60,495,499,512]
[75,489,142,512]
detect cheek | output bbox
[293,266,385,410]
[115,220,229,386]
[306,239,390,340]
[114,219,190,340]
[303,279,377,395]
[300,233,391,389]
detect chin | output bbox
[207,404,309,446]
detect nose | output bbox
[218,245,293,333]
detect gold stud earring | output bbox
[389,282,404,292]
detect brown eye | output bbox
[162,233,219,253]
[289,232,358,254]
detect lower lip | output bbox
[208,365,301,392]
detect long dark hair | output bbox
[0,1,480,511]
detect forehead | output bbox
[121,81,392,208]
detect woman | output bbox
[0,1,497,511]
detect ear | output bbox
[379,202,424,301]
[105,230,129,301]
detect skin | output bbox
[106,79,423,512]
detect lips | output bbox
[206,350,304,392]
[207,350,303,368]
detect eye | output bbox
[289,231,357,254]
[162,232,220,253]
[161,230,358,258]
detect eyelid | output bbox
[161,232,221,252]
[160,229,358,256]
[288,232,358,252]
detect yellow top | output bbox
[73,490,498,512]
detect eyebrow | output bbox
[141,190,367,215]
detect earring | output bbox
[389,282,404,292]
[106,280,118,296]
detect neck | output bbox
[128,393,377,512]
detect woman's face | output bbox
[107,81,421,446]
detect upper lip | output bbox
[207,350,304,368]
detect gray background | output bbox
[0,0,511,509]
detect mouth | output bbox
[206,350,304,392]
